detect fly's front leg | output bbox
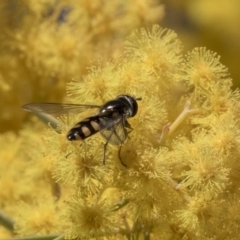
[125,120,133,139]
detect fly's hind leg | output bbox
[103,127,127,167]
[118,145,127,167]
[102,118,130,166]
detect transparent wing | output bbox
[99,115,128,145]
[22,103,101,115]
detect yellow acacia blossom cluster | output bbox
[6,25,237,239]
[1,23,240,239]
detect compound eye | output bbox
[117,95,138,117]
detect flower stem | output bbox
[0,210,15,232]
[5,234,63,240]
[160,97,200,145]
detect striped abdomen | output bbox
[67,116,101,141]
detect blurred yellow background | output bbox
[161,0,240,88]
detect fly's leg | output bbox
[102,128,116,165]
[125,120,133,131]
[118,145,127,167]
[102,142,108,165]
[125,120,133,139]
[103,126,127,167]
[103,118,130,166]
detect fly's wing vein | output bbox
[22,103,101,115]
[99,116,128,145]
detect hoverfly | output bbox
[22,95,141,166]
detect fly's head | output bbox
[116,95,141,118]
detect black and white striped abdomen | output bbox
[67,116,101,141]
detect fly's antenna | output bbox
[135,97,142,101]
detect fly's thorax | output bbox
[67,116,101,141]
[99,95,138,118]
[116,95,138,117]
